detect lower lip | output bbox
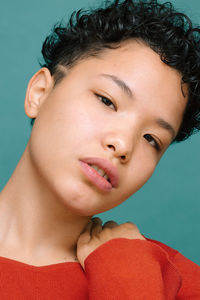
[79,161,112,192]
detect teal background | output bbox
[0,0,200,265]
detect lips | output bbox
[79,157,119,188]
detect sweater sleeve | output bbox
[84,238,182,300]
[174,251,200,299]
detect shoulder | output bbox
[144,235,200,272]
[144,235,179,261]
[144,236,200,298]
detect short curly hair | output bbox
[31,0,200,143]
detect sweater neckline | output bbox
[0,255,80,271]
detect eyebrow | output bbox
[99,73,133,98]
[98,73,176,140]
[156,118,176,140]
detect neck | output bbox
[0,145,91,264]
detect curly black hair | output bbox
[31,0,200,143]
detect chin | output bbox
[53,177,99,216]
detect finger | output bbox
[77,220,93,246]
[91,217,103,236]
[103,220,118,229]
[91,217,102,222]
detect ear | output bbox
[24,67,54,118]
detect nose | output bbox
[102,112,143,163]
[103,132,135,164]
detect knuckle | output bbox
[102,226,112,232]
[103,220,117,226]
[92,217,102,224]
[124,222,138,230]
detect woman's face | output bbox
[27,40,187,216]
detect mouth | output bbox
[88,163,111,183]
[79,157,119,192]
[79,161,112,192]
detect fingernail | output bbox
[92,217,100,222]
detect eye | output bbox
[95,93,116,110]
[144,134,161,151]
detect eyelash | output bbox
[95,94,116,110]
[143,134,161,151]
[95,93,161,152]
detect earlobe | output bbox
[24,67,54,118]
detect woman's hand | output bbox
[77,217,146,270]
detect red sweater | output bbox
[0,237,199,299]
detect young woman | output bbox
[0,0,200,298]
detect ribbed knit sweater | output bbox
[0,237,199,299]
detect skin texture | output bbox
[77,217,146,269]
[0,40,187,267]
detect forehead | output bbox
[68,40,186,99]
[58,40,188,133]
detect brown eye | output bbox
[144,134,160,151]
[95,94,116,110]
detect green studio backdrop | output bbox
[0,0,200,265]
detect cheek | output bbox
[28,95,104,182]
[120,152,157,201]
[100,159,156,213]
